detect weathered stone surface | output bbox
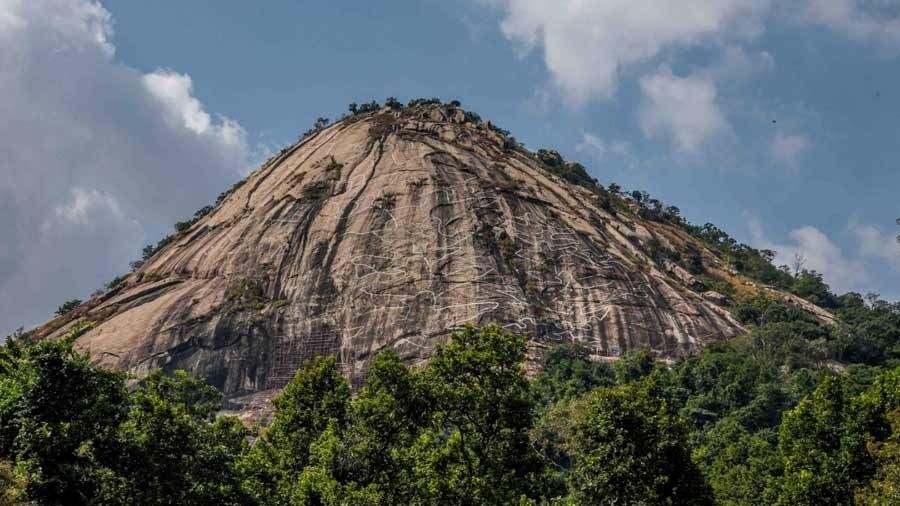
[702,290,730,307]
[35,106,756,409]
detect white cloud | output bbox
[142,69,247,151]
[638,66,728,151]
[0,1,24,31]
[748,217,868,293]
[482,0,771,104]
[143,71,215,135]
[575,132,630,159]
[483,0,900,104]
[0,0,251,334]
[783,227,867,291]
[853,222,900,270]
[710,45,775,81]
[770,133,811,165]
[804,0,900,52]
[50,188,125,226]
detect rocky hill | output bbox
[32,100,828,413]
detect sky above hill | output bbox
[1,0,899,335]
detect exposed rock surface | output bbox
[35,104,762,410]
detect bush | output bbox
[104,274,127,291]
[54,299,81,316]
[567,376,714,505]
[0,338,249,505]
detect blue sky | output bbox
[1,0,899,334]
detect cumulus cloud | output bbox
[142,70,247,149]
[483,1,899,102]
[0,0,251,334]
[638,66,728,151]
[49,188,127,227]
[770,133,811,165]
[479,0,900,160]
[804,0,900,52]
[748,218,868,293]
[482,0,771,104]
[710,45,775,81]
[575,132,630,159]
[853,222,900,270]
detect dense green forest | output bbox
[1,287,899,504]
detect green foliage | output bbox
[54,299,81,316]
[670,288,900,506]
[104,274,127,291]
[173,204,215,234]
[682,243,706,275]
[535,149,601,190]
[567,375,714,505]
[238,355,350,504]
[645,237,682,266]
[531,342,614,408]
[104,370,250,505]
[245,325,547,505]
[406,97,442,108]
[730,291,900,370]
[0,338,129,504]
[833,293,900,365]
[671,339,793,504]
[141,234,173,263]
[856,409,900,505]
[0,337,248,505]
[0,458,27,504]
[613,348,658,384]
[300,117,330,139]
[698,273,735,297]
[349,101,380,115]
[225,279,265,302]
[489,122,511,137]
[66,320,96,341]
[301,181,331,201]
[407,325,545,504]
[777,375,873,505]
[673,341,790,432]
[791,270,838,309]
[306,352,423,504]
[693,420,782,505]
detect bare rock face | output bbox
[35,104,749,409]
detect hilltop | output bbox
[33,98,834,412]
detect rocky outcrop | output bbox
[35,104,750,409]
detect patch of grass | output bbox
[105,275,127,291]
[374,192,397,211]
[65,320,96,341]
[369,113,399,139]
[55,299,82,317]
[407,178,428,189]
[302,181,331,201]
[224,279,285,314]
[226,280,264,302]
[525,278,540,297]
[644,237,681,266]
[323,157,343,178]
[697,274,736,297]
